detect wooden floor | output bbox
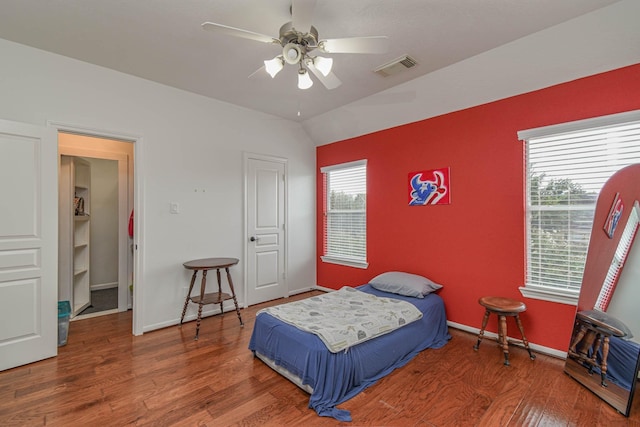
[1,291,639,426]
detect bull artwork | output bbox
[408,168,450,206]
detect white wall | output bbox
[88,157,119,289]
[0,37,316,333]
[303,0,640,146]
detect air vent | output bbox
[373,55,418,77]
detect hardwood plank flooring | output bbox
[1,291,639,426]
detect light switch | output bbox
[170,202,179,214]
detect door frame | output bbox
[48,121,145,336]
[243,152,288,307]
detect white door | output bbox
[246,155,286,306]
[0,119,58,371]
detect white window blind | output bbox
[519,110,640,304]
[320,160,367,268]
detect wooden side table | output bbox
[180,257,244,340]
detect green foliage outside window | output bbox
[326,191,366,260]
[528,172,596,291]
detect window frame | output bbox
[518,109,640,305]
[320,159,368,269]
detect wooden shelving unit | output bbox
[72,158,91,316]
[59,155,93,317]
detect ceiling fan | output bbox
[201,0,389,90]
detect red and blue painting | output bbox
[603,192,623,238]
[408,167,451,206]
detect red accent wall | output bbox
[316,63,640,352]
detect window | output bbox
[320,160,368,268]
[519,110,640,304]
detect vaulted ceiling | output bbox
[0,0,620,121]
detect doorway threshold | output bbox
[72,308,119,321]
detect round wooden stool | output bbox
[473,296,535,366]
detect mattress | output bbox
[248,284,450,421]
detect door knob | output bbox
[250,236,257,242]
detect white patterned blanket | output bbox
[258,286,423,353]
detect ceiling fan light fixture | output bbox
[297,69,313,90]
[283,42,303,65]
[264,56,284,78]
[313,56,333,77]
[202,10,388,93]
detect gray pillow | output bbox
[369,271,442,298]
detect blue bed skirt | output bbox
[587,336,640,391]
[248,284,451,421]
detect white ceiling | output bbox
[0,0,620,121]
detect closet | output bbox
[59,156,92,316]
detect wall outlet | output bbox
[170,202,179,214]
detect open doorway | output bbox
[58,133,134,321]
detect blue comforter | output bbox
[248,284,450,421]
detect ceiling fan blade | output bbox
[248,65,266,79]
[319,36,390,54]
[291,0,317,34]
[201,22,279,44]
[307,63,342,90]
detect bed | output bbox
[604,336,640,391]
[248,275,450,422]
[579,335,640,391]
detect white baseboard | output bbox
[447,320,568,359]
[143,304,242,333]
[312,286,568,358]
[90,282,118,291]
[288,287,315,296]
[147,284,568,358]
[72,308,118,321]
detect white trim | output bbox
[90,282,118,291]
[321,160,368,267]
[447,321,568,359]
[519,111,640,306]
[47,120,145,336]
[132,134,144,336]
[72,308,119,321]
[306,290,572,358]
[518,109,640,140]
[47,121,141,143]
[143,305,235,333]
[288,287,315,296]
[320,255,369,269]
[519,285,578,306]
[320,159,367,173]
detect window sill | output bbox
[321,256,368,269]
[519,285,578,306]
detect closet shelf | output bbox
[73,268,88,277]
[62,156,92,317]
